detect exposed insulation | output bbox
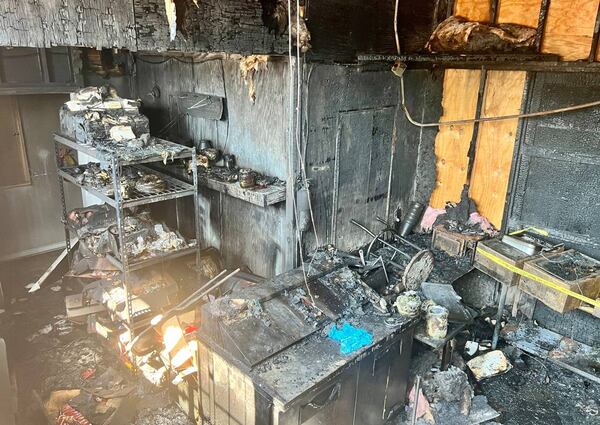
[239,55,269,103]
[455,0,600,60]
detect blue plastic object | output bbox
[328,322,373,355]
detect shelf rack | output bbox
[156,163,287,208]
[59,164,196,208]
[54,132,200,334]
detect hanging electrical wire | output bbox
[134,53,224,65]
[287,0,322,309]
[399,73,600,128]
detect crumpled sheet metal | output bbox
[426,16,536,54]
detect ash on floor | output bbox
[480,351,600,425]
[396,328,600,425]
[0,251,193,425]
[134,405,194,425]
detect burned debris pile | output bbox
[426,16,537,54]
[61,86,185,163]
[68,205,192,276]
[4,77,599,425]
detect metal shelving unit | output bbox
[59,164,196,208]
[54,132,200,333]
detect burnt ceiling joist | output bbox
[0,0,399,61]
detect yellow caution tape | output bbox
[509,226,549,237]
[477,247,600,309]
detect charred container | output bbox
[193,262,417,425]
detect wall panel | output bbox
[303,66,443,253]
[469,70,526,228]
[0,95,82,260]
[134,57,291,277]
[429,69,481,208]
[542,0,600,60]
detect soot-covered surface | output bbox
[480,352,600,424]
[0,251,193,425]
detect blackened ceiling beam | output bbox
[0,0,418,61]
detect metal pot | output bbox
[239,168,256,188]
[197,139,213,151]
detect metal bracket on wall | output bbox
[177,92,224,120]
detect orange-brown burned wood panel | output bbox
[454,0,492,21]
[429,69,482,208]
[454,0,600,60]
[497,0,542,27]
[542,0,600,60]
[469,70,527,228]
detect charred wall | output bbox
[133,56,292,277]
[129,58,444,271]
[302,65,442,253]
[507,72,600,259]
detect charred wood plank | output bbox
[134,0,289,54]
[0,0,137,50]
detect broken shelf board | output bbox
[198,174,286,207]
[105,246,197,272]
[501,320,600,384]
[53,133,194,166]
[59,164,195,208]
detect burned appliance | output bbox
[195,257,418,425]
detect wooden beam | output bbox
[589,1,600,60]
[0,0,137,50]
[469,71,527,229]
[535,0,551,52]
[429,69,481,208]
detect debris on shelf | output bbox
[67,205,192,275]
[426,16,537,54]
[187,139,285,190]
[68,162,170,198]
[60,86,186,162]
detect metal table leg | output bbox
[441,340,453,371]
[492,282,509,349]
